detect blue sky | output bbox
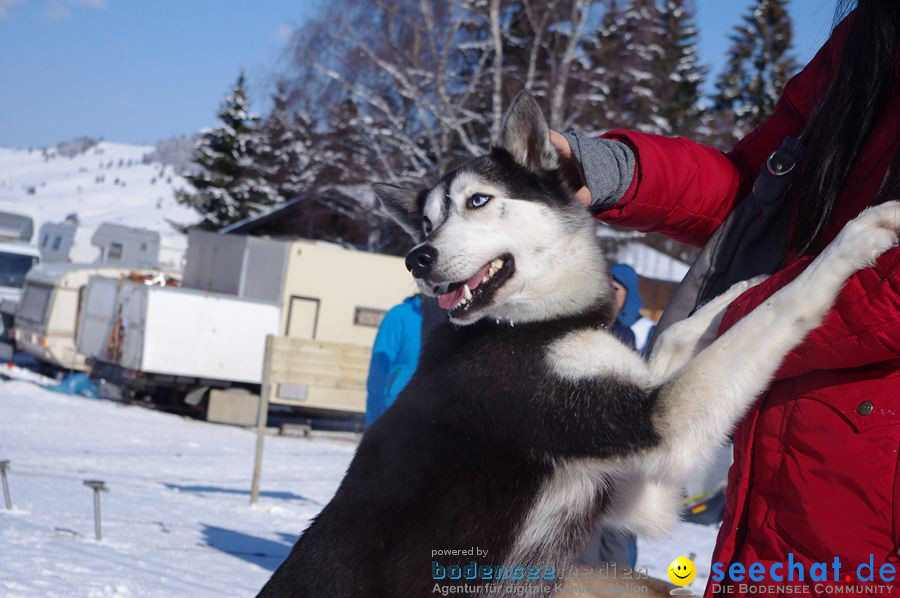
[0,0,838,148]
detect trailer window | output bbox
[108,242,123,261]
[0,252,39,288]
[354,307,386,328]
[18,284,52,324]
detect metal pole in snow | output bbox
[83,480,108,541]
[0,460,11,510]
[251,335,275,505]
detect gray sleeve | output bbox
[562,130,635,211]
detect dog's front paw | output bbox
[833,200,900,268]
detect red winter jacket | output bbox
[597,16,900,598]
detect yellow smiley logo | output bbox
[667,556,696,587]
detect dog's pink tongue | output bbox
[437,264,491,310]
[438,287,463,310]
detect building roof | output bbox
[218,198,304,235]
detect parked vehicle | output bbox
[37,220,99,264]
[0,243,41,302]
[38,220,186,269]
[91,223,186,270]
[176,230,413,345]
[13,264,162,371]
[0,205,42,360]
[0,199,42,243]
[80,277,279,399]
[80,231,412,414]
[0,243,41,355]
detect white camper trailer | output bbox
[91,223,187,270]
[13,264,163,371]
[38,221,187,270]
[179,231,414,343]
[80,231,412,416]
[38,221,99,264]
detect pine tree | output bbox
[176,72,277,229]
[656,0,707,137]
[314,97,377,186]
[618,0,667,133]
[581,0,705,136]
[578,0,626,131]
[712,0,797,141]
[257,81,317,201]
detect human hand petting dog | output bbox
[549,128,636,212]
[550,129,592,208]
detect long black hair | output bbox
[783,0,900,255]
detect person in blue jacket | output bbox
[365,294,423,427]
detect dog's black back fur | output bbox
[259,307,660,597]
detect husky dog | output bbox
[259,92,900,598]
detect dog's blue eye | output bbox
[468,193,492,209]
[422,217,433,235]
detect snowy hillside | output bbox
[0,381,719,596]
[0,141,198,234]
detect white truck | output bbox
[79,277,279,399]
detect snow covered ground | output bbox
[0,380,719,597]
[0,141,197,234]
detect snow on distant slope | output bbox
[0,141,198,234]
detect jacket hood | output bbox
[611,263,642,327]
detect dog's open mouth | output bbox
[436,254,515,316]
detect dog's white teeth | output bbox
[486,258,504,279]
[482,275,490,284]
[463,285,472,301]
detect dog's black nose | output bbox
[405,245,438,278]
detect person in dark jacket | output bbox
[365,295,422,427]
[551,3,900,596]
[608,263,639,349]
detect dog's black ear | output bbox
[373,182,423,242]
[497,91,559,172]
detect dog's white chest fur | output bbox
[545,327,655,387]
